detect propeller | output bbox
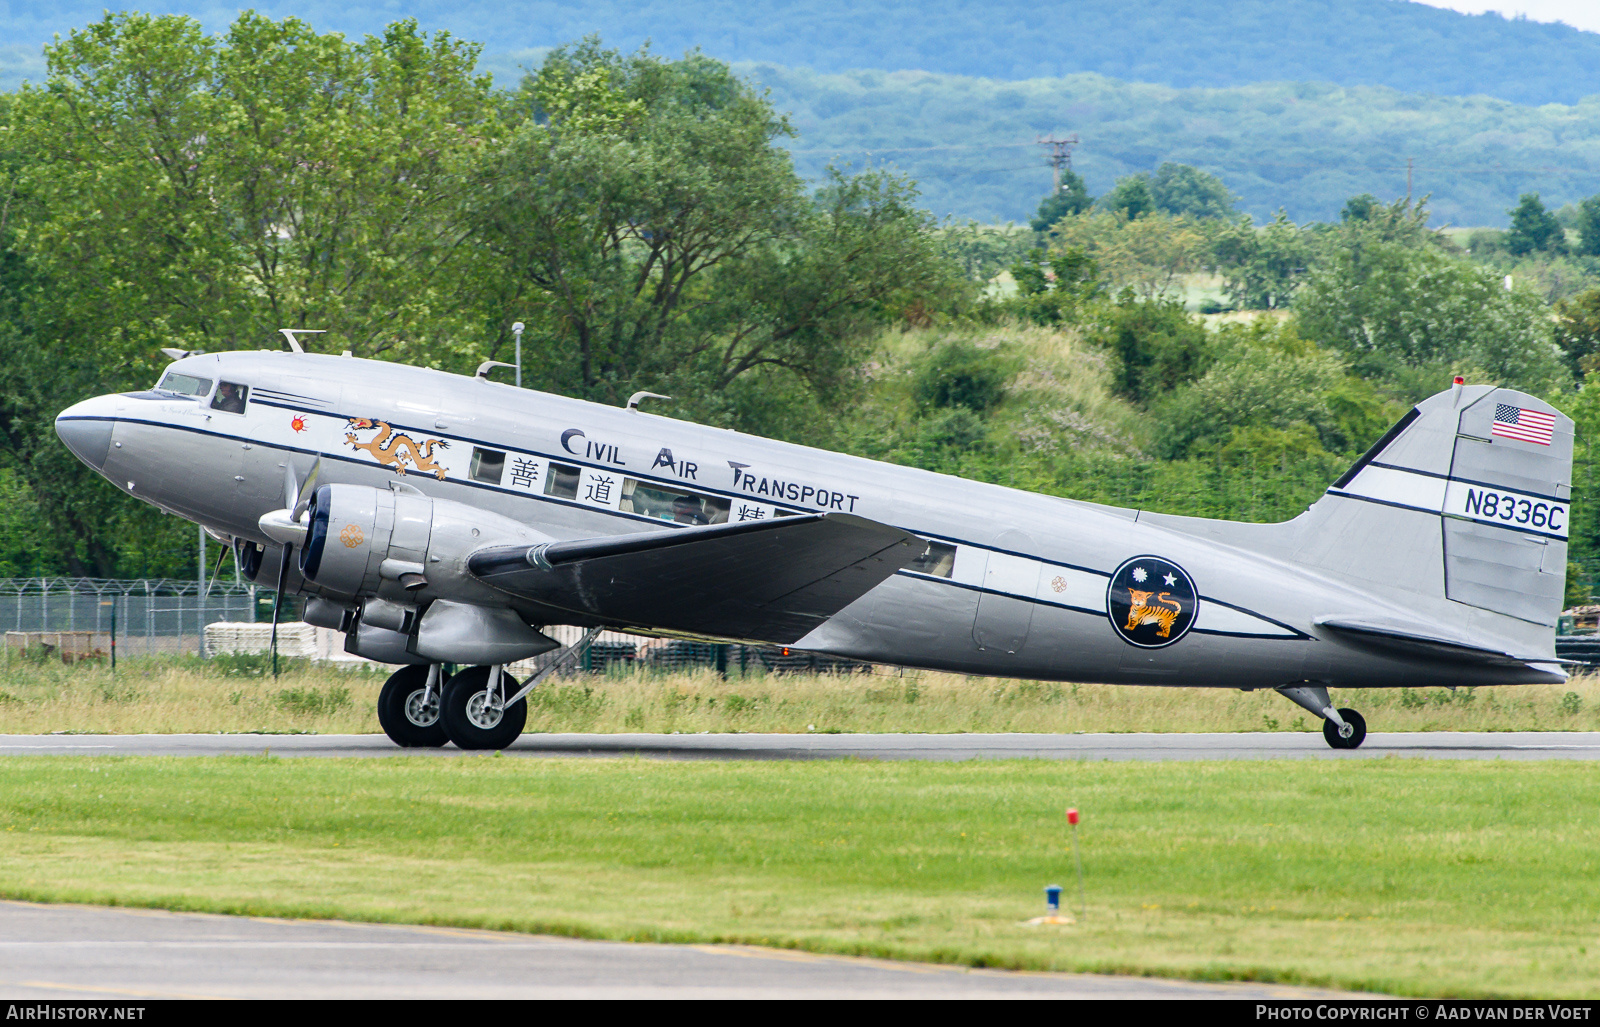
[292,456,321,521]
[202,542,228,599]
[271,542,292,679]
[268,457,321,679]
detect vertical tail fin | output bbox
[1296,384,1572,628]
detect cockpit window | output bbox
[156,372,213,398]
[209,381,248,414]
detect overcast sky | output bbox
[1408,0,1600,33]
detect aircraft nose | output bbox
[55,400,116,471]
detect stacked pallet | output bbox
[203,622,318,659]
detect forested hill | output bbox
[759,67,1600,226]
[6,0,1600,105]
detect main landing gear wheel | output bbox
[1323,708,1367,750]
[377,665,449,748]
[441,666,527,751]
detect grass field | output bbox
[0,755,1595,997]
[0,653,1594,736]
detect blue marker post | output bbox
[1026,881,1072,925]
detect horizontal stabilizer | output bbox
[1315,617,1569,678]
[468,513,926,644]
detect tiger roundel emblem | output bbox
[1106,556,1198,649]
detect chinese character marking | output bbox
[510,458,539,489]
[735,503,766,522]
[584,475,615,505]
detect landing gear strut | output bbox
[377,664,449,748]
[441,665,528,750]
[1276,684,1368,750]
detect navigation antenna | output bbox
[627,391,672,411]
[277,328,327,353]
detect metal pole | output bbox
[1068,809,1085,920]
[198,525,205,656]
[512,321,525,388]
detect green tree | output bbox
[1211,210,1311,309]
[1341,194,1382,223]
[1555,289,1600,375]
[1296,239,1569,396]
[0,12,506,574]
[1007,248,1103,325]
[469,41,958,407]
[1505,192,1566,257]
[940,222,1032,282]
[1099,174,1155,220]
[1149,163,1236,220]
[1574,196,1600,258]
[8,12,501,369]
[1028,170,1093,232]
[1151,320,1382,459]
[1046,210,1205,300]
[913,340,1013,414]
[1091,294,1214,406]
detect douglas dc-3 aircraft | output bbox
[54,336,1574,750]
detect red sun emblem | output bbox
[290,415,307,433]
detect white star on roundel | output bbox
[1131,567,1147,583]
[1163,573,1177,587]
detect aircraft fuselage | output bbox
[55,350,1565,692]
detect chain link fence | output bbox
[0,577,258,661]
[0,578,873,676]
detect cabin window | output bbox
[470,447,505,484]
[209,381,248,414]
[907,540,956,578]
[544,461,580,500]
[157,372,212,398]
[620,479,731,525]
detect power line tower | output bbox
[1038,134,1080,193]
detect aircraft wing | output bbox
[467,513,926,644]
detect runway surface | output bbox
[0,900,1364,999]
[2,730,1599,760]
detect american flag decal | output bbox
[1492,403,1556,446]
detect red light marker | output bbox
[1066,807,1079,825]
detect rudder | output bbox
[1300,384,1572,628]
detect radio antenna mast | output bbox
[277,329,327,354]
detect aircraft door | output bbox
[972,530,1040,655]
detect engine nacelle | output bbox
[299,483,552,607]
[235,538,306,593]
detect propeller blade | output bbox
[292,456,322,522]
[282,463,299,512]
[271,543,292,679]
[203,542,228,599]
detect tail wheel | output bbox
[1323,708,1367,750]
[441,666,528,751]
[377,665,448,748]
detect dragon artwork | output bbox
[344,418,451,480]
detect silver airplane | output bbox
[54,342,1574,750]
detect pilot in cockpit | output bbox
[211,382,247,414]
[672,495,708,525]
